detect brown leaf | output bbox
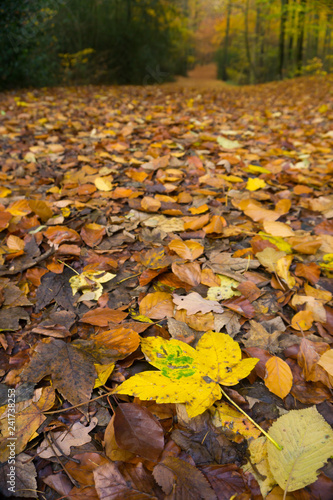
[168,239,204,261]
[294,262,321,284]
[94,461,163,500]
[297,339,331,387]
[153,457,216,500]
[21,338,96,412]
[114,403,164,461]
[243,320,281,353]
[223,296,255,318]
[0,387,55,461]
[81,307,128,326]
[0,453,37,499]
[201,464,252,500]
[93,326,140,358]
[44,225,81,245]
[172,261,201,287]
[287,359,332,404]
[36,269,77,311]
[81,223,106,247]
[139,291,174,320]
[236,281,262,302]
[0,211,12,232]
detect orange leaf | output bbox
[81,223,106,248]
[171,262,201,287]
[183,213,210,230]
[264,356,293,399]
[112,187,133,199]
[189,204,209,214]
[78,183,97,195]
[81,308,128,326]
[0,211,12,232]
[7,199,31,216]
[291,310,314,331]
[239,199,280,222]
[44,226,81,245]
[141,196,161,212]
[94,326,140,356]
[46,257,64,274]
[139,292,174,320]
[275,199,291,215]
[201,268,221,287]
[168,240,204,261]
[28,200,53,222]
[26,267,48,286]
[294,263,320,284]
[203,215,227,234]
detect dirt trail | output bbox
[162,63,227,90]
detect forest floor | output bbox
[0,74,333,500]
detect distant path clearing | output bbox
[163,63,227,90]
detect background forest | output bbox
[0,0,332,89]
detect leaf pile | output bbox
[0,75,333,499]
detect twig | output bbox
[44,433,81,488]
[43,389,115,414]
[0,246,55,276]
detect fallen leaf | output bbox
[94,462,163,499]
[168,239,204,261]
[291,310,313,331]
[81,307,128,326]
[153,456,216,500]
[264,356,293,399]
[139,291,174,319]
[0,387,55,461]
[37,417,98,458]
[21,338,97,412]
[113,403,164,461]
[114,331,258,417]
[173,292,224,315]
[211,402,261,440]
[172,261,201,287]
[207,274,241,301]
[267,407,333,492]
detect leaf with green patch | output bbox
[114,331,258,418]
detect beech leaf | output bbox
[267,407,333,492]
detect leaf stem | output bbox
[57,259,79,274]
[220,387,283,450]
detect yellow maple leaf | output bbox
[114,331,258,418]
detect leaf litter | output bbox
[0,76,333,498]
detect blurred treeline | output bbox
[0,0,191,89]
[1,0,332,89]
[214,0,333,84]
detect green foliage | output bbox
[0,0,190,89]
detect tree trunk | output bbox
[221,0,232,80]
[323,11,332,70]
[244,0,256,83]
[287,0,296,70]
[279,0,289,79]
[296,0,307,72]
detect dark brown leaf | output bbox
[114,403,164,461]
